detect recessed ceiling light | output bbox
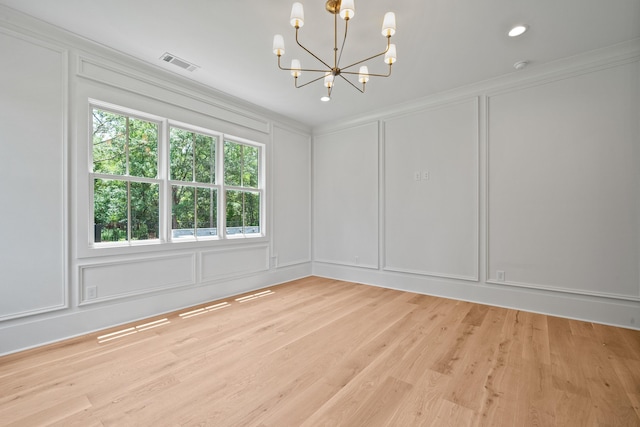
[508,25,528,37]
[513,60,529,70]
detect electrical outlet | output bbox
[86,286,97,300]
[355,256,359,265]
[414,171,421,181]
[422,170,430,181]
[270,256,278,268]
[496,271,505,282]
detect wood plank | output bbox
[0,277,638,426]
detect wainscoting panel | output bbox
[0,29,68,320]
[79,254,196,304]
[313,122,380,269]
[200,245,269,282]
[384,98,479,281]
[77,57,270,135]
[272,126,311,268]
[487,60,640,300]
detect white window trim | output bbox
[88,100,266,252]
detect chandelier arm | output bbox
[339,36,391,72]
[338,74,365,93]
[278,55,329,74]
[294,74,327,89]
[295,26,333,70]
[334,12,338,68]
[336,16,349,68]
[341,64,393,78]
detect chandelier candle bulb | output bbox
[339,0,355,20]
[290,2,304,27]
[382,12,396,36]
[358,66,369,83]
[273,34,285,56]
[291,59,302,77]
[324,73,334,88]
[384,43,397,64]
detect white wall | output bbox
[1,6,638,357]
[0,28,67,321]
[313,42,640,329]
[0,9,312,355]
[384,99,479,281]
[313,122,379,269]
[487,62,640,298]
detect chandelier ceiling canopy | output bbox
[272,0,397,102]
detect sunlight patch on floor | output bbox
[97,318,170,343]
[236,290,275,303]
[179,301,231,319]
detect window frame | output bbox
[88,100,266,250]
[221,137,265,240]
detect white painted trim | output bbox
[78,253,197,305]
[199,244,270,282]
[77,56,270,134]
[382,266,479,283]
[484,58,640,300]
[485,279,640,302]
[271,124,313,269]
[0,27,70,322]
[378,120,386,273]
[0,264,312,356]
[312,264,640,330]
[312,39,640,136]
[381,97,480,281]
[313,260,380,270]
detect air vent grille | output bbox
[159,52,199,72]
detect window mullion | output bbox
[125,117,131,243]
[160,119,169,243]
[126,180,132,243]
[218,137,226,239]
[125,117,130,176]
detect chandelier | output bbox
[272,0,397,102]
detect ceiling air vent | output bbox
[159,52,199,72]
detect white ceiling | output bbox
[1,0,639,128]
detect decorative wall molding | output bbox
[312,39,640,136]
[0,28,69,322]
[485,278,640,302]
[1,264,312,356]
[78,253,197,305]
[200,245,269,282]
[382,97,480,282]
[77,56,270,134]
[271,125,312,269]
[312,264,640,330]
[313,121,380,269]
[484,58,640,301]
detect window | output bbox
[92,109,160,242]
[224,141,261,236]
[169,127,218,240]
[90,102,264,246]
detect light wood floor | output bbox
[1,277,639,426]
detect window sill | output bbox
[78,234,268,259]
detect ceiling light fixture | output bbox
[508,24,528,37]
[513,60,529,70]
[272,0,397,101]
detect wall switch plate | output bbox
[86,286,97,300]
[496,271,505,282]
